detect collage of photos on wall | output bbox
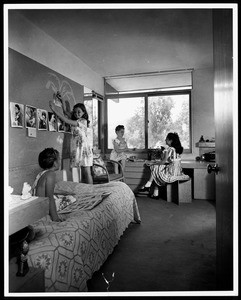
[10,102,72,134]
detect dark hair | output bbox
[115,125,125,133]
[71,103,90,127]
[15,104,20,111]
[38,148,59,169]
[166,132,183,155]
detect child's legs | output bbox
[81,166,93,184]
[144,173,154,187]
[114,162,119,174]
[121,159,126,171]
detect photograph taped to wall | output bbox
[37,108,48,130]
[57,117,65,132]
[48,112,57,132]
[10,102,24,128]
[25,105,37,128]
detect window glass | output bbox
[107,93,190,151]
[148,94,190,149]
[107,97,145,149]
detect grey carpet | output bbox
[87,196,216,293]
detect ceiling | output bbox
[17,8,213,92]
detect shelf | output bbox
[195,142,215,148]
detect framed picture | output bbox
[37,108,48,130]
[48,112,57,132]
[10,102,24,128]
[25,105,37,128]
[57,117,65,132]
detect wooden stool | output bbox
[166,179,192,205]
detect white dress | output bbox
[70,119,93,167]
[110,137,128,161]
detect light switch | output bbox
[27,127,36,138]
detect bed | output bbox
[26,180,141,292]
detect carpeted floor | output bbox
[87,195,216,294]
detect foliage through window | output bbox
[148,95,190,149]
[107,92,191,152]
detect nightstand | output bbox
[8,195,49,292]
[9,195,49,235]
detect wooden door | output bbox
[213,9,234,290]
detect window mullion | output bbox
[145,95,148,149]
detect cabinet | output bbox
[195,141,215,157]
[8,195,48,293]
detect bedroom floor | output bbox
[87,195,216,295]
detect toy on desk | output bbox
[21,182,32,200]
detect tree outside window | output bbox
[107,92,190,151]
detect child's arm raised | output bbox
[55,92,72,119]
[45,171,61,222]
[49,100,77,127]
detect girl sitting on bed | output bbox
[32,147,62,222]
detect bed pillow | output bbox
[54,193,77,212]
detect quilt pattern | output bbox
[27,181,141,292]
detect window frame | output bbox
[104,89,192,154]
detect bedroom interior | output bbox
[5,4,237,296]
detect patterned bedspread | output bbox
[27,181,141,292]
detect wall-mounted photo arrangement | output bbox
[10,102,24,128]
[37,108,48,130]
[57,117,65,132]
[25,105,37,128]
[48,112,57,132]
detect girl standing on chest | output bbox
[49,93,93,184]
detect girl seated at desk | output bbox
[139,132,189,199]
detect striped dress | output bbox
[150,146,190,186]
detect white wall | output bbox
[8,10,215,160]
[8,11,104,95]
[187,67,215,159]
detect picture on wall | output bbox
[37,108,48,130]
[57,117,65,132]
[48,112,57,132]
[10,102,24,128]
[25,105,37,128]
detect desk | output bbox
[125,160,215,200]
[181,160,215,200]
[9,195,49,235]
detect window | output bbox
[107,97,145,149]
[107,91,191,152]
[148,94,190,150]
